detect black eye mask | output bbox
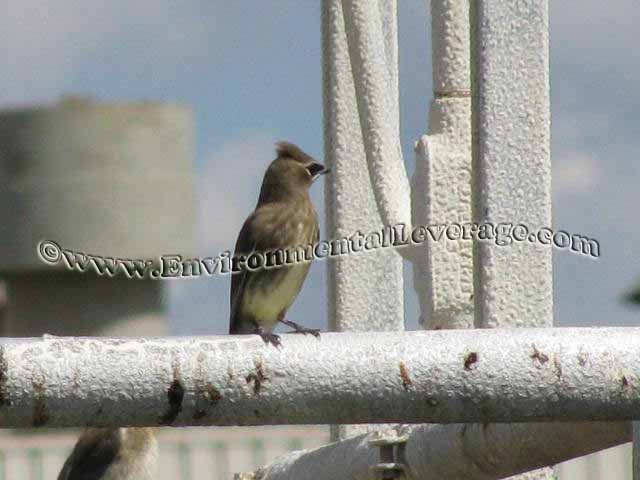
[307,163,329,177]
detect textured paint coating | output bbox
[341,0,412,233]
[470,4,553,476]
[471,1,553,329]
[322,0,406,442]
[1,329,640,428]
[470,3,554,478]
[254,422,629,480]
[412,0,474,330]
[322,0,404,335]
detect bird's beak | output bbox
[307,162,331,180]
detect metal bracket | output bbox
[368,430,409,479]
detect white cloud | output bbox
[553,150,600,197]
[196,133,276,254]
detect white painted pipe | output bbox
[1,328,639,428]
[251,422,630,480]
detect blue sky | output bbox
[1,1,638,334]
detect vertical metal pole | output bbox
[470,0,553,329]
[471,1,554,479]
[322,0,404,441]
[413,0,474,330]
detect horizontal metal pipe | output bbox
[252,422,631,480]
[0,328,639,428]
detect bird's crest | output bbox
[275,141,315,164]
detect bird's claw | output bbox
[287,328,321,338]
[281,319,321,338]
[255,327,282,348]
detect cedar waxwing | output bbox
[57,427,157,480]
[229,142,329,346]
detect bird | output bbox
[229,141,329,346]
[57,427,158,480]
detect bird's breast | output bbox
[240,263,309,330]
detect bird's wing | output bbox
[229,202,317,333]
[313,215,319,244]
[229,212,257,331]
[57,429,120,480]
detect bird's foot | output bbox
[280,319,321,338]
[255,327,282,347]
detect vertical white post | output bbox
[470,1,553,329]
[471,1,554,479]
[412,0,474,330]
[322,0,404,441]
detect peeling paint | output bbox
[577,351,588,367]
[0,330,639,428]
[399,361,412,391]
[32,380,48,427]
[160,365,185,425]
[246,361,267,396]
[206,383,222,403]
[530,344,549,365]
[193,383,222,420]
[464,352,478,370]
[553,353,563,380]
[160,379,185,425]
[622,376,629,389]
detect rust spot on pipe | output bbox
[32,380,49,427]
[193,383,223,420]
[553,354,563,380]
[530,344,549,365]
[206,383,222,403]
[161,363,185,425]
[0,348,9,407]
[245,361,267,396]
[399,361,412,391]
[160,379,185,425]
[464,352,478,370]
[622,376,629,389]
[577,351,588,367]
